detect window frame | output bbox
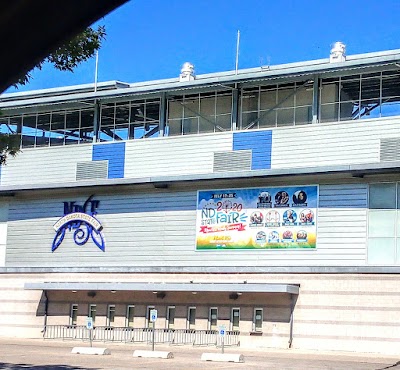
[208,307,218,331]
[88,304,96,325]
[253,308,263,332]
[230,307,240,331]
[106,304,116,327]
[126,305,135,328]
[367,182,400,265]
[166,306,176,330]
[70,304,78,326]
[146,305,155,328]
[187,306,196,330]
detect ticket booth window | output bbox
[70,304,78,326]
[231,308,240,331]
[167,306,175,329]
[253,308,263,332]
[126,305,135,328]
[187,307,196,330]
[209,307,218,330]
[107,305,115,327]
[89,304,96,324]
[146,306,155,328]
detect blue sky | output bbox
[7,0,400,92]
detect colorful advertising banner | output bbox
[196,185,318,250]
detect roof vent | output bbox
[330,42,346,63]
[179,62,195,82]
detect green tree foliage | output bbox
[0,133,20,165]
[15,25,106,86]
[0,26,106,165]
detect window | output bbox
[368,183,399,264]
[231,308,240,331]
[126,305,135,328]
[21,115,36,147]
[208,307,218,330]
[187,307,196,330]
[50,112,66,146]
[35,113,50,147]
[99,99,160,141]
[70,304,78,326]
[146,306,155,328]
[167,306,175,329]
[65,110,81,145]
[253,308,263,332]
[167,91,232,136]
[0,107,97,149]
[240,81,313,130]
[107,305,115,327]
[381,71,400,117]
[88,304,96,324]
[319,70,400,123]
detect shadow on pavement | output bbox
[377,361,400,370]
[0,363,99,370]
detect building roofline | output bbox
[2,48,400,110]
[1,80,130,102]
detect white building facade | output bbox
[1,47,400,354]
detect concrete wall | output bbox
[1,272,399,355]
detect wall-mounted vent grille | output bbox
[213,150,252,172]
[76,161,108,181]
[380,138,400,162]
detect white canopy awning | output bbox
[24,282,299,295]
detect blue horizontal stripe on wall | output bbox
[233,131,272,170]
[93,142,125,179]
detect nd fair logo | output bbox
[199,198,247,234]
[52,195,105,252]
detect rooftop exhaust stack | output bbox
[179,62,195,82]
[330,42,346,63]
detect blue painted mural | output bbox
[233,131,272,170]
[92,142,125,179]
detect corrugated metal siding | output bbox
[5,183,368,268]
[92,142,125,179]
[317,184,367,262]
[0,145,92,186]
[124,132,233,178]
[272,118,400,168]
[213,150,252,172]
[233,130,272,170]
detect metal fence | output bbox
[43,325,240,347]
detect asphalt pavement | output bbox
[0,338,399,370]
